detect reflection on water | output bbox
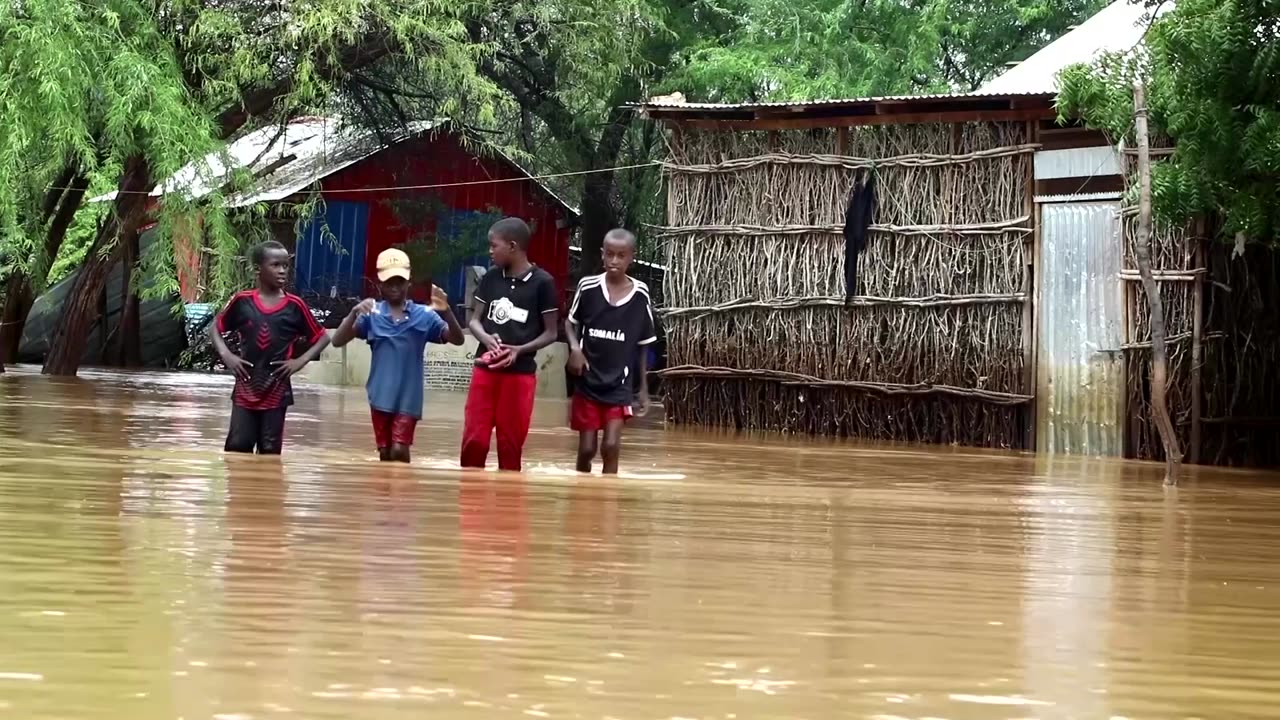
[1,366,1280,718]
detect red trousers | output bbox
[460,367,538,471]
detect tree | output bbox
[1,0,500,376]
[1056,0,1280,243]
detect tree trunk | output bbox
[117,226,143,367]
[1134,82,1182,487]
[0,170,90,366]
[42,157,152,376]
[576,106,634,276]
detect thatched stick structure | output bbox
[658,122,1036,447]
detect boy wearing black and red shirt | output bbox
[210,241,330,454]
[460,218,560,471]
[565,228,657,474]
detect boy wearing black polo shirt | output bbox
[461,218,560,471]
[210,241,330,455]
[565,229,657,474]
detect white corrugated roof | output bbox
[92,117,579,216]
[979,0,1169,96]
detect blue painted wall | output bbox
[434,208,495,316]
[295,201,370,296]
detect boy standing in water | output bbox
[565,228,657,474]
[210,240,330,455]
[330,248,465,462]
[460,218,560,471]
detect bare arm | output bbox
[438,307,465,346]
[637,348,650,397]
[330,305,363,348]
[564,314,582,353]
[513,310,559,358]
[208,320,233,359]
[209,320,250,381]
[468,296,502,353]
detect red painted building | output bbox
[173,118,578,315]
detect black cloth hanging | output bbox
[843,170,876,303]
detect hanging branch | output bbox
[1134,81,1182,487]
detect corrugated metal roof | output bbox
[635,90,1049,114]
[92,117,580,216]
[979,0,1169,96]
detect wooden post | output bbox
[1022,120,1038,451]
[1189,221,1206,463]
[1134,81,1182,486]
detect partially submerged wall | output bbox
[660,122,1035,448]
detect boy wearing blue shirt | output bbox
[332,248,465,462]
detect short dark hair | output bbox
[603,228,636,249]
[250,240,287,266]
[490,217,531,251]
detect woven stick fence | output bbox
[1118,142,1203,461]
[660,122,1035,447]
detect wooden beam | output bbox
[675,107,1055,132]
[1035,175,1125,196]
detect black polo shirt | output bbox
[474,264,558,374]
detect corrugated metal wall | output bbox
[1036,201,1126,455]
[296,200,370,296]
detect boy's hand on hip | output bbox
[430,285,450,312]
[223,354,252,381]
[271,357,308,379]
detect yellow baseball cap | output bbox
[376,248,411,282]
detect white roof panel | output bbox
[979,0,1169,96]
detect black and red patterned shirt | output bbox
[214,290,326,410]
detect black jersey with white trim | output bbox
[568,273,657,406]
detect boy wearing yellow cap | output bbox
[332,248,465,462]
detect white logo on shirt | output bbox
[588,328,626,342]
[489,297,529,325]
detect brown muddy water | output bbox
[1,366,1279,719]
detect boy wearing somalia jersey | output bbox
[210,241,330,455]
[565,229,657,475]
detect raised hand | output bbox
[350,298,377,317]
[430,285,450,312]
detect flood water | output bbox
[1,367,1279,719]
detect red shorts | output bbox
[570,393,633,432]
[371,408,418,448]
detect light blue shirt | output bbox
[355,301,447,419]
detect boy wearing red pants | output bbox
[460,218,560,471]
[332,248,465,462]
[565,229,657,474]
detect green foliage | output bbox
[1057,0,1280,242]
[384,198,502,282]
[1,0,1108,336]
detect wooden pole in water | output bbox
[1133,81,1182,486]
